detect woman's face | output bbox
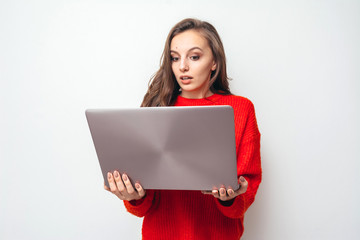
[170,30,216,99]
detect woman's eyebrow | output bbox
[170,47,203,54]
[188,47,203,52]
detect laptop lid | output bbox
[86,106,238,191]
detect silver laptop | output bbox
[86,106,239,191]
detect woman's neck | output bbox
[180,89,213,99]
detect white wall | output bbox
[1,0,359,239]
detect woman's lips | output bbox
[181,79,191,84]
[180,76,192,84]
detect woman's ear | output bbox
[211,61,217,71]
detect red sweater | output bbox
[124,94,262,240]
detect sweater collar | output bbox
[175,93,222,106]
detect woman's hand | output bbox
[202,176,248,202]
[104,171,146,201]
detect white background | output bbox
[1,0,359,239]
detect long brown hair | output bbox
[141,18,231,107]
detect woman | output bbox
[105,18,261,239]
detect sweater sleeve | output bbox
[214,100,262,219]
[123,190,156,217]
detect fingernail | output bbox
[220,189,225,194]
[240,176,245,182]
[135,183,140,189]
[229,189,234,195]
[107,172,111,179]
[114,171,119,178]
[122,174,127,181]
[212,190,218,194]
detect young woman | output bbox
[105,18,261,239]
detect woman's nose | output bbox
[179,59,189,72]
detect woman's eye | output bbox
[190,56,200,61]
[171,56,179,62]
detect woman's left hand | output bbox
[202,176,248,201]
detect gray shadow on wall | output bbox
[242,144,273,240]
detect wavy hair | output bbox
[141,18,231,107]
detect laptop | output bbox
[86,106,239,191]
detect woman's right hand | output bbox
[104,170,146,201]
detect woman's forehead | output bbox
[170,30,210,52]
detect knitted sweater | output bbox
[124,94,262,240]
